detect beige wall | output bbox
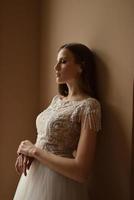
[132,82,134,200]
[0,0,133,199]
[0,1,40,199]
[40,0,133,200]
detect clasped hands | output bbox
[15,140,37,176]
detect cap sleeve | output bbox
[80,98,102,133]
[49,95,59,105]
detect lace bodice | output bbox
[35,95,101,158]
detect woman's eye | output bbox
[61,60,67,64]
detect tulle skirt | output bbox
[13,159,90,200]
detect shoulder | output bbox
[50,94,63,105]
[81,97,101,112]
[51,94,60,102]
[80,97,102,132]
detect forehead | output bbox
[57,48,75,60]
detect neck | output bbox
[66,80,84,99]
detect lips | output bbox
[56,72,61,77]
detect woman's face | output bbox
[54,48,82,84]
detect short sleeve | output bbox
[80,98,102,133]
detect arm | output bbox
[18,125,97,183]
[34,127,96,183]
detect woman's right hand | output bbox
[15,154,34,176]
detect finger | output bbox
[17,143,24,155]
[26,157,32,172]
[17,148,21,155]
[15,157,22,175]
[20,154,23,170]
[27,159,31,169]
[16,157,22,174]
[23,156,27,176]
[15,159,20,174]
[27,157,33,169]
[18,155,24,173]
[17,146,28,157]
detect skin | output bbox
[16,48,97,183]
[55,48,89,100]
[15,154,34,176]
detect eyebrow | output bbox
[57,56,68,61]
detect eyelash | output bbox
[58,60,67,64]
[61,60,66,64]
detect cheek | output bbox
[56,66,79,84]
[62,65,78,78]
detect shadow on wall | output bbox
[88,53,130,200]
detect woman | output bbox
[13,43,101,200]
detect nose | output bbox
[54,62,60,71]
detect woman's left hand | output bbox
[17,140,37,157]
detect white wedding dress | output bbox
[13,95,101,200]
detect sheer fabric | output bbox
[13,95,101,200]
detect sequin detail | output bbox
[35,95,101,157]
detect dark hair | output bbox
[58,43,98,99]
